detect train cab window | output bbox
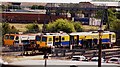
[49,38,52,41]
[5,35,9,39]
[42,37,47,42]
[62,37,65,40]
[10,35,14,40]
[15,36,19,40]
[36,36,41,41]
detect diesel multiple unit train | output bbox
[3,31,116,54]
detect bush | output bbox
[73,22,83,32]
[2,23,10,35]
[46,19,83,33]
[25,24,41,33]
[2,23,18,35]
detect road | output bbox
[3,59,119,67]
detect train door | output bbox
[109,34,112,48]
[61,35,70,47]
[59,36,61,47]
[70,35,79,47]
[92,39,98,48]
[54,36,61,47]
[53,36,55,46]
[70,35,74,47]
[82,39,87,49]
[47,36,53,47]
[74,35,79,46]
[86,39,92,49]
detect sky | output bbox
[0,0,92,3]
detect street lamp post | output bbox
[98,28,103,67]
[44,51,48,67]
[98,7,105,67]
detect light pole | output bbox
[98,7,105,67]
[98,28,103,67]
[44,51,48,67]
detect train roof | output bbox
[69,32,92,35]
[42,33,69,36]
[69,31,115,36]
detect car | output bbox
[0,58,8,65]
[90,57,105,63]
[72,55,87,61]
[106,57,120,64]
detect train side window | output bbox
[49,38,52,41]
[36,36,41,41]
[42,37,47,42]
[55,38,59,41]
[10,35,14,40]
[15,36,19,40]
[5,35,9,39]
[62,37,65,40]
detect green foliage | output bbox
[73,22,83,32]
[2,23,10,35]
[25,24,41,33]
[110,20,120,32]
[8,5,21,9]
[9,26,19,33]
[2,23,18,35]
[103,9,117,30]
[46,19,76,33]
[31,5,44,9]
[115,12,120,19]
[94,10,103,19]
[0,5,6,10]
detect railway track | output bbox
[1,46,120,59]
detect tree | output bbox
[9,26,19,33]
[31,5,45,9]
[31,5,38,9]
[110,20,120,34]
[2,23,10,35]
[46,19,76,33]
[25,24,41,33]
[38,5,44,9]
[73,22,83,32]
[105,8,117,30]
[115,12,120,19]
[94,10,103,19]
[2,23,18,35]
[0,5,6,10]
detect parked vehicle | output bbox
[106,57,120,64]
[90,57,105,63]
[72,55,87,61]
